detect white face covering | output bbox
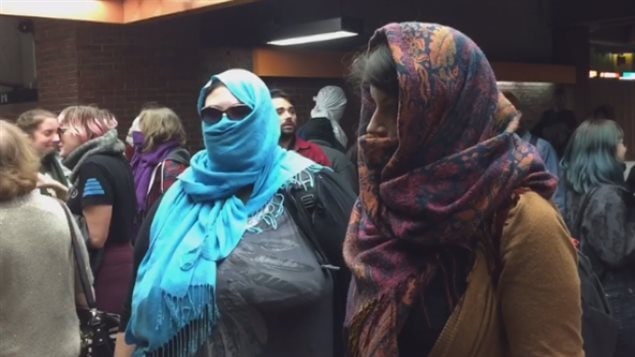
[310,85,348,147]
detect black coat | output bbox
[566,184,635,357]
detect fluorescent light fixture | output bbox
[267,17,361,46]
[589,70,598,78]
[268,30,358,46]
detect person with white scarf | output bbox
[310,86,349,149]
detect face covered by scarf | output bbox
[343,22,557,356]
[126,69,313,356]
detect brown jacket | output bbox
[429,191,584,357]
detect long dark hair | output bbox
[349,35,399,97]
[561,119,625,194]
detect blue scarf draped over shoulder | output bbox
[126,69,314,355]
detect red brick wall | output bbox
[0,102,37,121]
[23,17,254,151]
[34,19,80,111]
[74,17,207,151]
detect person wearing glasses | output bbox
[270,89,332,167]
[115,69,355,357]
[58,105,136,316]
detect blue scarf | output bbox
[126,69,314,355]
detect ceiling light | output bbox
[268,31,358,46]
[267,17,361,46]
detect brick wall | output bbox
[73,17,213,151]
[19,17,254,151]
[0,102,37,121]
[34,19,80,112]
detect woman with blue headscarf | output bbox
[115,69,355,357]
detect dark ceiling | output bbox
[194,0,635,60]
[554,0,635,51]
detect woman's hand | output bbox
[114,332,135,357]
[37,173,69,200]
[505,112,521,133]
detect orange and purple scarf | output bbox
[343,22,557,356]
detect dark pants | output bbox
[606,288,635,357]
[94,243,133,315]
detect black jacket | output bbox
[566,184,635,292]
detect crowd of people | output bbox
[1,21,634,357]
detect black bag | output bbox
[578,251,618,357]
[60,201,120,357]
[282,168,356,357]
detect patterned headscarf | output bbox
[343,22,557,356]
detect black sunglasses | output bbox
[200,104,252,124]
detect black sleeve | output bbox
[312,168,356,356]
[312,168,356,269]
[627,167,635,193]
[118,199,160,332]
[76,161,115,207]
[581,186,635,269]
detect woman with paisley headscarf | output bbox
[344,22,584,356]
[115,69,355,357]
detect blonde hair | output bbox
[0,120,40,201]
[58,105,118,142]
[16,109,57,136]
[138,107,186,152]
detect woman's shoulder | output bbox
[0,193,67,229]
[29,194,68,221]
[501,191,575,257]
[2,191,61,211]
[510,191,560,223]
[592,184,626,198]
[164,147,191,164]
[581,184,630,210]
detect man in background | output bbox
[531,86,577,157]
[270,89,331,167]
